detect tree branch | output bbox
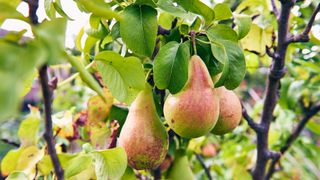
[241,104,264,133]
[251,1,294,179]
[287,3,320,43]
[1,138,20,147]
[265,104,320,179]
[157,25,171,35]
[39,66,64,180]
[195,154,212,180]
[27,0,64,179]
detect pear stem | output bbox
[190,30,197,55]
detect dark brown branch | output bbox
[195,154,212,180]
[28,0,64,178]
[287,3,320,43]
[266,46,275,58]
[265,104,320,179]
[241,104,264,133]
[39,66,64,180]
[270,0,279,19]
[1,138,20,147]
[251,1,293,179]
[157,25,171,35]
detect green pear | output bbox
[164,55,220,138]
[167,149,194,180]
[119,84,169,170]
[211,87,242,135]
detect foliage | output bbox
[0,0,319,179]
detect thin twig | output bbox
[1,138,20,147]
[287,3,320,43]
[39,66,65,180]
[265,104,320,179]
[27,0,64,178]
[190,30,197,55]
[241,104,263,133]
[195,154,212,180]
[157,25,171,35]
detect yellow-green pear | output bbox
[167,149,194,180]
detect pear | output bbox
[211,87,242,135]
[167,149,194,180]
[118,84,169,170]
[164,55,220,138]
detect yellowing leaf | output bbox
[52,110,74,137]
[16,146,44,174]
[1,146,44,177]
[18,108,41,147]
[6,172,28,180]
[240,24,273,55]
[1,148,23,176]
[90,126,111,150]
[87,89,114,126]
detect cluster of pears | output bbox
[119,55,242,170]
[164,55,242,137]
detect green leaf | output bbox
[121,167,137,180]
[234,14,252,39]
[186,36,223,77]
[66,55,106,101]
[0,2,28,25]
[75,0,122,20]
[120,5,157,57]
[210,40,228,64]
[64,155,93,178]
[111,22,121,40]
[76,28,84,51]
[38,154,76,175]
[53,0,74,20]
[307,120,320,136]
[206,24,238,42]
[159,12,175,29]
[135,0,157,7]
[176,0,214,24]
[0,41,45,121]
[95,51,145,103]
[6,172,28,180]
[157,0,188,18]
[38,153,94,178]
[206,25,245,89]
[279,77,293,109]
[213,3,232,21]
[44,0,56,19]
[20,69,38,97]
[18,111,41,147]
[86,14,109,39]
[191,17,202,31]
[214,40,246,89]
[33,18,67,65]
[154,41,190,94]
[245,51,259,74]
[92,147,127,180]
